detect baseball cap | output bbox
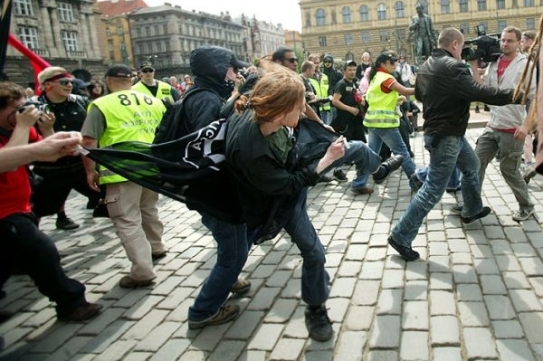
[72,78,90,90]
[376,52,399,64]
[139,62,155,71]
[231,53,249,69]
[105,64,135,78]
[345,60,357,69]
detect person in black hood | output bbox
[322,55,343,121]
[172,46,254,329]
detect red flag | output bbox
[8,34,50,92]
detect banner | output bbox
[0,0,12,78]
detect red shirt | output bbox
[497,57,512,79]
[0,127,41,219]
[377,68,396,93]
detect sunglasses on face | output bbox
[141,69,154,73]
[57,80,73,86]
[286,57,298,63]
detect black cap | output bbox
[72,78,90,90]
[105,64,135,78]
[231,53,249,69]
[323,55,333,62]
[139,62,155,71]
[345,60,357,69]
[376,52,399,65]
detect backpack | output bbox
[153,87,220,145]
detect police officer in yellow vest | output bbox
[308,54,332,125]
[81,64,167,289]
[132,62,180,105]
[362,52,418,191]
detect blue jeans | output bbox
[415,167,462,191]
[188,213,251,322]
[283,190,329,306]
[391,135,484,247]
[324,140,382,190]
[357,127,417,188]
[320,110,331,125]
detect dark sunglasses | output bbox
[141,69,154,73]
[57,80,73,86]
[286,57,298,63]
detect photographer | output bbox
[474,26,536,222]
[388,28,522,261]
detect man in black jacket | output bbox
[388,28,521,261]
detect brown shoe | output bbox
[58,302,103,322]
[351,186,374,195]
[152,251,167,260]
[231,278,251,296]
[188,304,240,329]
[119,276,154,289]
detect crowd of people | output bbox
[1,18,542,343]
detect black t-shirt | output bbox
[334,78,357,119]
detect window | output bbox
[379,29,389,41]
[18,27,39,49]
[136,27,141,37]
[344,33,353,45]
[138,43,144,55]
[117,27,123,35]
[397,29,406,39]
[145,27,150,36]
[163,24,168,34]
[524,0,534,6]
[61,31,78,51]
[497,19,506,31]
[359,5,369,21]
[318,36,327,47]
[460,23,470,34]
[58,2,75,22]
[496,0,505,9]
[477,0,487,11]
[106,27,111,36]
[154,25,159,35]
[342,6,351,23]
[14,0,33,16]
[361,31,371,43]
[316,8,326,26]
[526,18,535,29]
[377,3,387,20]
[459,0,469,12]
[395,2,405,18]
[107,40,114,51]
[441,0,450,13]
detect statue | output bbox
[409,3,437,64]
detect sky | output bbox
[144,0,302,31]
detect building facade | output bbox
[5,0,107,85]
[285,30,303,53]
[97,0,148,68]
[129,4,245,77]
[300,0,541,63]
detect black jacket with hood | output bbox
[322,55,343,96]
[416,48,519,136]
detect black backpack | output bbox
[153,87,220,145]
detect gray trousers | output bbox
[475,127,534,211]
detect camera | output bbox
[461,25,501,66]
[18,100,50,114]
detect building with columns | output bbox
[5,0,107,85]
[299,0,542,64]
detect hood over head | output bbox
[190,46,249,98]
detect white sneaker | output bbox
[512,209,535,222]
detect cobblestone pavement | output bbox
[2,125,543,361]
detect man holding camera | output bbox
[0,82,102,321]
[388,28,522,261]
[474,26,536,221]
[33,67,101,230]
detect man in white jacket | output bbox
[475,26,536,221]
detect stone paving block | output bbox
[531,344,543,361]
[337,261,362,277]
[264,299,298,323]
[405,261,427,280]
[365,247,387,261]
[345,306,375,331]
[505,227,529,243]
[301,350,334,361]
[519,312,543,343]
[329,277,357,298]
[21,307,56,328]
[123,295,164,320]
[122,310,169,341]
[326,298,350,324]
[458,301,489,327]
[180,270,208,288]
[368,315,400,349]
[432,347,462,361]
[325,253,343,268]
[333,331,366,361]
[519,257,543,276]
[376,289,402,315]
[224,310,265,339]
[529,277,543,297]
[463,327,498,359]
[352,280,380,306]
[495,254,521,271]
[510,289,543,312]
[30,323,83,353]
[247,324,284,351]
[492,320,525,339]
[484,295,516,320]
[430,272,453,290]
[402,301,429,330]
[269,338,306,361]
[113,289,151,309]
[456,284,483,301]
[166,298,193,323]
[156,287,194,310]
[93,340,138,361]
[281,279,302,299]
[366,350,398,361]
[247,287,281,311]
[283,306,307,339]
[496,339,535,361]
[82,320,135,353]
[428,256,449,272]
[149,339,190,361]
[404,280,428,301]
[503,271,531,289]
[448,238,471,253]
[262,251,288,265]
[359,261,384,280]
[177,349,209,361]
[150,276,184,296]
[512,242,538,258]
[236,350,268,361]
[429,241,448,256]
[400,331,429,360]
[344,245,368,260]
[381,269,404,289]
[134,322,180,352]
[480,274,507,294]
[430,316,460,345]
[190,322,230,351]
[452,264,477,284]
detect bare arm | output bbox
[332,93,359,116]
[82,136,100,192]
[390,81,415,96]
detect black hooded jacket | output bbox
[322,55,343,96]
